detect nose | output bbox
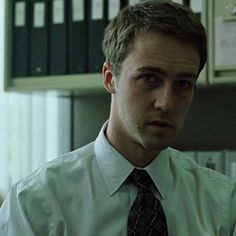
[153,85,174,112]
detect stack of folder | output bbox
[11,0,148,78]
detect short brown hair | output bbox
[103,1,207,76]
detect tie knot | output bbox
[130,169,154,193]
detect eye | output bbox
[174,79,195,97]
[175,79,195,90]
[138,73,162,87]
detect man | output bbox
[1,1,236,235]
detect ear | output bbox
[102,62,116,94]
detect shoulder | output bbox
[167,148,236,233]
[168,147,234,189]
[0,142,96,234]
[17,142,96,196]
[168,148,236,232]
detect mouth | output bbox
[147,120,173,129]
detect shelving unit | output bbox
[3,0,104,94]
[5,0,236,93]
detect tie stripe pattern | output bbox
[128,169,168,236]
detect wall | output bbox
[72,86,236,151]
[72,92,111,148]
[172,85,236,151]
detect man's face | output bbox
[108,32,200,152]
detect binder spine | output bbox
[12,0,29,77]
[87,0,107,73]
[29,0,49,76]
[49,0,67,75]
[68,0,88,74]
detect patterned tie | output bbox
[127,169,168,236]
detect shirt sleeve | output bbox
[0,184,35,236]
[0,178,58,236]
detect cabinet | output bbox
[208,0,236,84]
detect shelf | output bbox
[5,73,105,94]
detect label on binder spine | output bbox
[53,0,64,24]
[92,0,103,20]
[15,2,26,27]
[171,0,184,5]
[33,3,45,28]
[128,0,140,5]
[108,0,120,20]
[72,0,84,22]
[190,0,202,13]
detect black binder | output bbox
[29,0,49,76]
[87,0,107,73]
[49,0,67,75]
[12,0,29,77]
[68,0,88,74]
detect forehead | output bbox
[123,32,200,76]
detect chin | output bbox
[142,139,171,151]
[142,132,175,149]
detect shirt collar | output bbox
[95,122,134,196]
[145,148,170,199]
[95,122,170,198]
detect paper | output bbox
[72,0,84,22]
[53,0,64,24]
[15,2,26,27]
[108,0,120,20]
[92,0,103,20]
[190,0,202,13]
[33,3,45,28]
[215,16,236,66]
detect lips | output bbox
[148,120,173,129]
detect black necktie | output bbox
[127,169,168,236]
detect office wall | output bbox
[172,86,236,151]
[72,86,236,151]
[72,92,111,148]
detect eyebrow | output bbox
[136,66,198,80]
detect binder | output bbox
[29,0,49,76]
[87,0,107,73]
[49,0,67,75]
[68,0,88,73]
[12,0,29,77]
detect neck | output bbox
[105,122,160,168]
